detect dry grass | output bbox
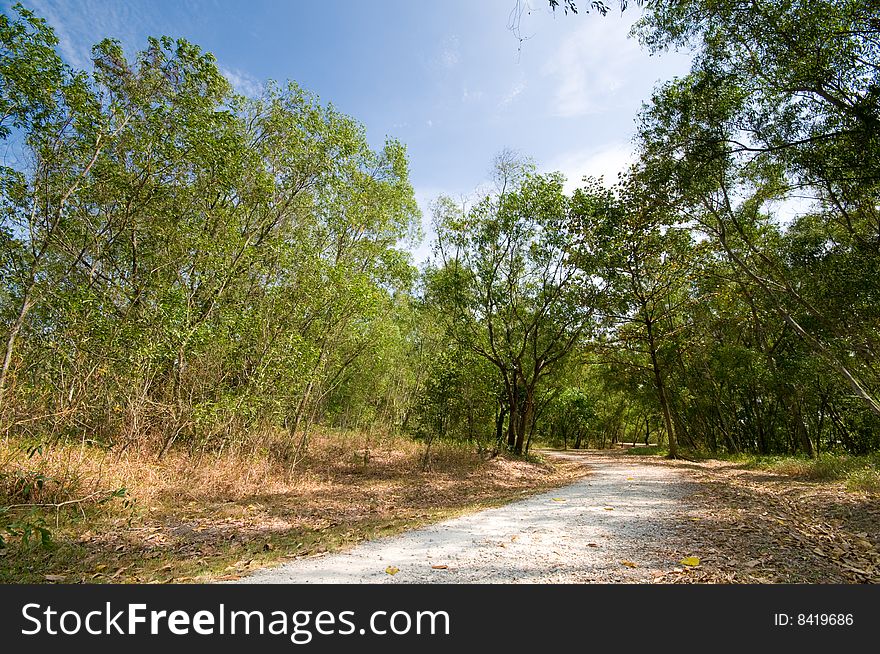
[613,451,880,583]
[0,429,588,583]
[730,453,880,492]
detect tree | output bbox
[579,176,697,457]
[1,6,421,460]
[427,154,601,454]
[635,0,880,419]
[0,4,91,412]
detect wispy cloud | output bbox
[462,86,484,103]
[543,142,635,193]
[26,0,149,70]
[438,35,460,69]
[23,1,263,99]
[498,79,526,108]
[543,16,642,118]
[218,65,263,98]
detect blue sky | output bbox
[6,0,692,262]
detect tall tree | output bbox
[427,154,601,454]
[635,0,880,418]
[581,177,697,457]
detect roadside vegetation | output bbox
[2,0,879,582]
[0,430,586,583]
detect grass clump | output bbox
[624,445,665,456]
[724,452,880,491]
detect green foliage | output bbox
[714,452,880,492]
[0,6,420,459]
[426,153,602,453]
[624,446,664,456]
[0,507,51,549]
[3,0,880,476]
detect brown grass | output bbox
[0,429,588,583]
[612,451,880,583]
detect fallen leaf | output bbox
[385,566,399,575]
[587,543,599,547]
[620,560,638,568]
[839,563,871,575]
[95,564,107,572]
[680,556,701,567]
[744,560,761,568]
[626,477,635,481]
[431,565,448,570]
[551,498,566,503]
[510,535,519,542]
[604,507,614,511]
[44,575,66,582]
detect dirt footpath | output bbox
[235,451,698,583]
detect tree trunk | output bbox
[513,388,535,455]
[646,319,678,458]
[0,295,34,415]
[495,403,507,451]
[792,399,815,458]
[506,380,517,451]
[507,401,518,451]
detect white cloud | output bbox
[462,86,484,103]
[27,0,142,70]
[438,35,460,69]
[408,185,486,266]
[499,79,527,108]
[769,193,820,229]
[543,16,643,118]
[218,65,264,98]
[408,187,448,266]
[426,119,434,128]
[543,142,635,193]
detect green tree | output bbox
[580,176,697,457]
[427,154,601,454]
[635,0,880,419]
[1,6,421,460]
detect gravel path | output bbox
[235,453,693,583]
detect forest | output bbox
[1,0,879,582]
